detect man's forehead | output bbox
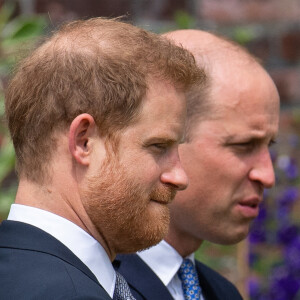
[119,78,186,140]
[190,98,278,135]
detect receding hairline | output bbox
[162,29,266,140]
[163,29,259,65]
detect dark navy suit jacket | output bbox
[0,220,112,300]
[114,253,243,300]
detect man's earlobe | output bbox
[69,114,96,165]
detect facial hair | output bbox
[81,159,176,254]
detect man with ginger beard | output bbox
[114,30,280,300]
[0,19,204,299]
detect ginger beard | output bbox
[82,158,176,254]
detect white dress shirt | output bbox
[138,240,205,300]
[8,204,116,298]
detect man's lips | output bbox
[150,189,177,205]
[236,197,262,218]
[151,198,173,205]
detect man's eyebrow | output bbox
[225,133,277,143]
[225,135,252,142]
[145,136,181,144]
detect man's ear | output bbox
[69,113,97,166]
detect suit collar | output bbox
[137,240,184,286]
[0,220,100,286]
[195,260,241,300]
[7,204,115,297]
[137,240,196,287]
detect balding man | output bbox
[114,30,280,300]
[0,20,203,299]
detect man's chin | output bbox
[117,240,160,254]
[115,214,170,254]
[209,230,250,245]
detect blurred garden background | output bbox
[0,0,300,299]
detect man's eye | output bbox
[152,143,167,150]
[232,142,255,151]
[236,142,253,147]
[149,143,170,153]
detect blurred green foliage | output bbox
[0,3,47,220]
[233,27,255,45]
[174,10,196,29]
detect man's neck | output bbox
[15,178,115,260]
[16,178,75,221]
[164,229,203,257]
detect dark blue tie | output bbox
[178,258,202,300]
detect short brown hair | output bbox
[5,17,204,182]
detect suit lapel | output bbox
[114,254,174,300]
[196,260,221,300]
[196,260,243,300]
[0,220,100,286]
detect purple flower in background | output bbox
[249,222,267,244]
[248,276,261,299]
[277,223,299,245]
[285,159,299,180]
[248,251,259,267]
[277,187,298,209]
[276,155,299,180]
[269,266,300,300]
[256,202,268,222]
[284,236,300,274]
[277,206,291,223]
[249,203,268,245]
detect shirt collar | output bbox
[137,240,194,286]
[8,204,116,298]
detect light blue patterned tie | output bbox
[113,271,136,300]
[178,258,202,300]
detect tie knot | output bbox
[178,259,202,300]
[178,258,196,279]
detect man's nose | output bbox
[160,158,189,191]
[248,148,275,188]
